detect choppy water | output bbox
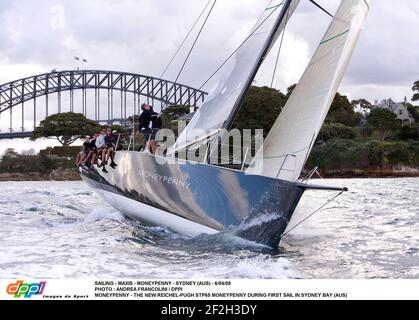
[0,179,417,279]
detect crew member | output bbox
[104,128,118,169]
[76,136,91,167]
[84,133,99,168]
[96,128,108,173]
[139,104,158,153]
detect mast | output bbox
[221,0,293,133]
[169,0,301,158]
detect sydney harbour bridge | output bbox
[0,70,207,139]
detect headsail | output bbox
[247,0,371,181]
[168,0,301,156]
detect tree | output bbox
[367,108,399,141]
[21,148,36,156]
[407,103,419,122]
[352,99,373,109]
[108,124,127,134]
[127,115,140,131]
[160,105,191,136]
[161,105,191,121]
[233,86,286,136]
[285,84,297,100]
[352,98,373,116]
[398,124,419,141]
[3,148,18,158]
[319,123,357,142]
[326,93,362,127]
[412,80,419,102]
[31,113,101,147]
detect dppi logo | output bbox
[6,280,46,298]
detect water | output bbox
[0,179,417,279]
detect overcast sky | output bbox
[0,0,418,153]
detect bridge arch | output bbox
[0,70,207,139]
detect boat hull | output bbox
[80,151,305,247]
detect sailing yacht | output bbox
[80,0,371,248]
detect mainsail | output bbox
[168,0,300,156]
[247,0,371,181]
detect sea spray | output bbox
[83,208,124,223]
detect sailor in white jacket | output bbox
[95,128,108,173]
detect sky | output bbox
[0,0,418,153]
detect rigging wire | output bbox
[270,5,291,88]
[160,0,213,79]
[281,190,345,237]
[308,0,334,18]
[199,0,334,91]
[199,1,286,91]
[173,0,217,85]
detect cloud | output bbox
[342,0,419,98]
[0,0,417,117]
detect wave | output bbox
[185,232,273,253]
[230,255,300,279]
[41,208,124,228]
[124,213,285,254]
[83,208,125,223]
[230,212,283,233]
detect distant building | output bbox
[375,97,415,126]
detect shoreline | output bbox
[0,169,418,182]
[312,168,419,179]
[0,171,81,182]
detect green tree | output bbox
[398,124,419,141]
[407,103,419,122]
[233,86,286,136]
[285,84,297,100]
[319,123,357,142]
[352,98,373,116]
[127,115,140,130]
[31,113,101,147]
[326,93,361,127]
[412,80,419,102]
[161,105,191,120]
[352,99,373,110]
[160,105,191,136]
[108,124,128,134]
[367,108,399,141]
[3,148,19,158]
